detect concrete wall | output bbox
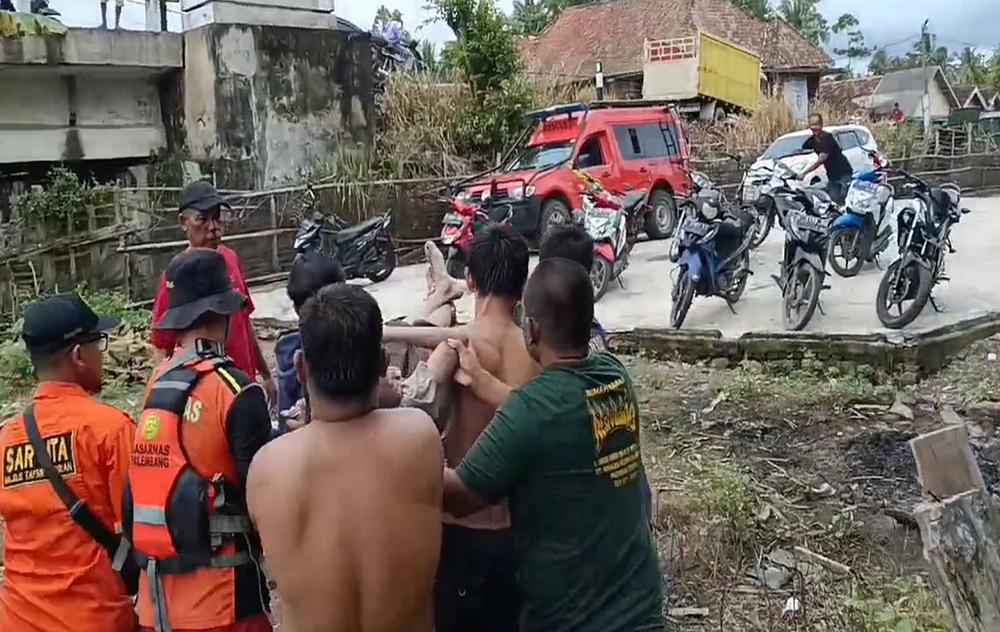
[183,24,374,188]
[0,69,170,163]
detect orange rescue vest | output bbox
[124,348,261,632]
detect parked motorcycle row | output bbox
[668,152,971,331]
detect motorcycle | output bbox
[293,187,397,283]
[773,207,833,330]
[440,198,514,279]
[827,153,894,278]
[875,169,969,329]
[668,182,755,329]
[572,169,647,301]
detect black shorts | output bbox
[434,523,520,632]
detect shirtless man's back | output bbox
[247,284,443,632]
[434,226,536,632]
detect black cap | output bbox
[179,180,230,214]
[21,293,118,354]
[154,249,246,331]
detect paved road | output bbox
[252,195,1000,337]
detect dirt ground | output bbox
[632,336,1000,631]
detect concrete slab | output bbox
[0,29,183,68]
[250,195,1000,337]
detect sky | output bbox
[46,0,997,64]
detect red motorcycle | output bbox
[440,198,513,278]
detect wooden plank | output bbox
[911,423,986,500]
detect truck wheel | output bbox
[539,199,571,242]
[644,188,676,240]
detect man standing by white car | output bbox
[797,113,854,205]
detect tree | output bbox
[830,13,873,74]
[952,47,987,86]
[425,0,535,155]
[510,0,553,36]
[776,0,829,47]
[372,5,412,41]
[730,0,771,20]
[868,21,950,75]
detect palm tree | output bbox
[510,0,553,36]
[953,47,987,86]
[776,0,829,47]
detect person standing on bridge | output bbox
[151,180,277,408]
[0,293,137,632]
[101,0,122,29]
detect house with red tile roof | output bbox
[518,0,832,108]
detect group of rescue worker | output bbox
[0,178,665,632]
[0,182,273,632]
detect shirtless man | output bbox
[384,225,535,632]
[246,284,444,632]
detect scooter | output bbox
[293,186,397,283]
[827,153,894,278]
[439,198,514,278]
[572,169,646,301]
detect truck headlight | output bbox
[509,186,536,201]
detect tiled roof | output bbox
[817,76,882,111]
[519,0,832,79]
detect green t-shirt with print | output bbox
[456,351,663,632]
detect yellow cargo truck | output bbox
[642,31,762,120]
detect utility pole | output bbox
[921,19,931,135]
[595,61,604,102]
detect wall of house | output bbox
[183,23,374,189]
[928,81,952,118]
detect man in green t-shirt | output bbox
[443,258,664,632]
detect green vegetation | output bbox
[16,167,115,226]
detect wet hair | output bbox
[539,224,594,272]
[298,284,383,401]
[523,258,593,353]
[808,112,823,125]
[464,224,529,301]
[287,251,346,312]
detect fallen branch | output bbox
[792,546,851,576]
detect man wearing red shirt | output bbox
[151,181,277,403]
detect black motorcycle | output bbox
[668,181,755,329]
[773,208,832,330]
[875,169,969,329]
[293,188,397,283]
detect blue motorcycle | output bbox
[827,162,894,278]
[668,188,755,329]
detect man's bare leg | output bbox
[418,241,465,322]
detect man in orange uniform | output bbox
[0,293,137,632]
[127,248,273,632]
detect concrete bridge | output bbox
[0,0,370,189]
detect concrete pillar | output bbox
[179,0,335,31]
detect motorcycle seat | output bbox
[620,191,647,212]
[802,186,831,203]
[334,216,386,242]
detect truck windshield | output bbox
[506,142,573,171]
[761,135,811,160]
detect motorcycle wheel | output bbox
[723,251,751,305]
[782,263,822,331]
[365,238,397,283]
[750,204,774,249]
[875,258,933,329]
[446,249,466,279]
[828,228,865,278]
[591,257,614,302]
[670,269,696,329]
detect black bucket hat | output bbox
[154,249,246,331]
